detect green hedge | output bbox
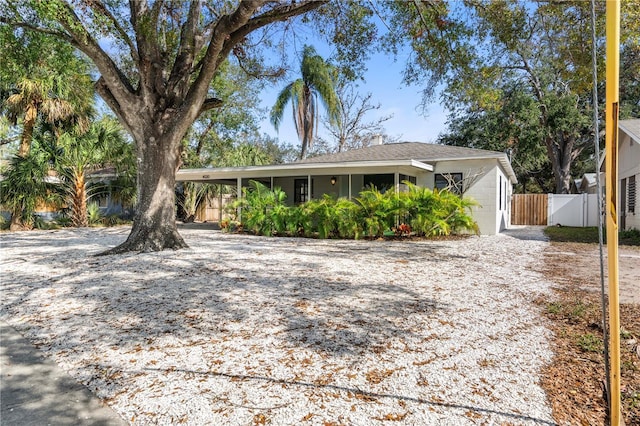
[228,180,479,239]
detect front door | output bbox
[294,179,309,204]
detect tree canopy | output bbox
[430,0,639,194]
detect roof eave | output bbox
[619,121,640,143]
[176,160,434,182]
[494,157,517,184]
[423,153,518,184]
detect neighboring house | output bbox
[0,166,130,222]
[618,119,639,231]
[176,142,517,235]
[87,167,132,217]
[577,173,599,194]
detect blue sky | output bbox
[257,48,450,147]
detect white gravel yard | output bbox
[0,226,557,425]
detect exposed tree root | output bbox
[97,225,188,255]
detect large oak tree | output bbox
[2,1,473,251]
[2,1,327,253]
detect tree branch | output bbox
[233,50,285,79]
[14,1,138,116]
[130,0,164,101]
[167,2,202,100]
[176,0,266,138]
[222,0,326,60]
[95,78,133,137]
[90,2,139,63]
[195,119,217,156]
[0,18,73,42]
[199,98,224,114]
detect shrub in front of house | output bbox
[230,180,478,239]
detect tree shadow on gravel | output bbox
[135,366,557,426]
[2,228,495,422]
[0,233,451,356]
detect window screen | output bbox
[364,174,394,193]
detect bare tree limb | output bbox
[440,168,486,195]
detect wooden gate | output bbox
[511,194,548,225]
[195,194,235,222]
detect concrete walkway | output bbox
[501,225,549,241]
[1,321,125,426]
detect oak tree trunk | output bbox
[100,131,187,254]
[544,134,574,194]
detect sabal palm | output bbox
[57,118,132,227]
[0,140,59,230]
[270,45,340,159]
[1,29,94,157]
[6,76,94,157]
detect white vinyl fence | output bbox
[547,193,600,227]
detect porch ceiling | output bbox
[176,160,433,183]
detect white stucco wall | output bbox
[619,131,640,230]
[434,159,512,235]
[415,172,430,188]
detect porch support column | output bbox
[394,172,400,227]
[237,177,242,223]
[270,176,274,190]
[348,174,352,200]
[308,175,312,201]
[219,189,223,222]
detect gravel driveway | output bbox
[0,227,557,425]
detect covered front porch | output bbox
[175,160,433,222]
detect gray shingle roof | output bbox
[620,118,640,142]
[295,142,506,164]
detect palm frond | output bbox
[270,81,296,130]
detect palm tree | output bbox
[270,45,340,159]
[0,140,59,230]
[5,77,92,157]
[0,28,94,157]
[56,118,132,227]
